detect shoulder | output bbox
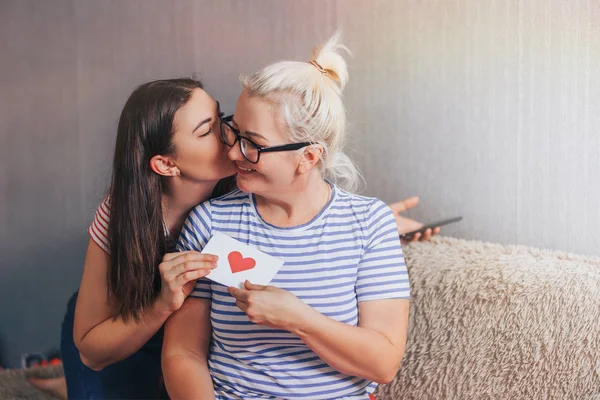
[88,196,111,254]
[332,187,389,220]
[208,189,249,208]
[331,188,397,245]
[184,189,248,228]
[97,196,111,218]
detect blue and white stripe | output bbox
[177,185,409,399]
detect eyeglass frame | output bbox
[218,114,313,164]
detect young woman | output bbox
[63,78,237,399]
[163,34,411,400]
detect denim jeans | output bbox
[60,292,165,399]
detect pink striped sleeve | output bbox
[88,197,111,254]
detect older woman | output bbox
[163,34,411,400]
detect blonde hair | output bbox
[240,32,362,193]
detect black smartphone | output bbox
[399,216,463,241]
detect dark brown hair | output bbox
[107,78,235,322]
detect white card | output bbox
[200,232,284,288]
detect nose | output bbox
[227,141,244,162]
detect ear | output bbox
[297,145,324,175]
[149,154,180,177]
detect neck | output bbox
[161,178,219,236]
[255,172,331,228]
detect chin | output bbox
[235,175,254,193]
[238,173,270,194]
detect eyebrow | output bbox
[231,117,268,141]
[192,117,212,133]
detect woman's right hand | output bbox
[157,251,218,314]
[389,196,441,243]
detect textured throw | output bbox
[375,237,600,400]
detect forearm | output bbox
[291,307,405,383]
[162,297,214,399]
[76,301,171,370]
[162,354,214,400]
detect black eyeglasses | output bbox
[219,115,312,164]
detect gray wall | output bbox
[0,0,598,368]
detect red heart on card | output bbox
[228,251,256,273]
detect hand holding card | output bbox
[228,281,312,330]
[200,232,284,288]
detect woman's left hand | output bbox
[228,281,310,330]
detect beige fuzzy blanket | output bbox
[2,237,600,399]
[375,237,600,400]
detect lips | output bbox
[236,163,256,175]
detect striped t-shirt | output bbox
[88,197,176,254]
[177,185,410,400]
[88,197,111,253]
